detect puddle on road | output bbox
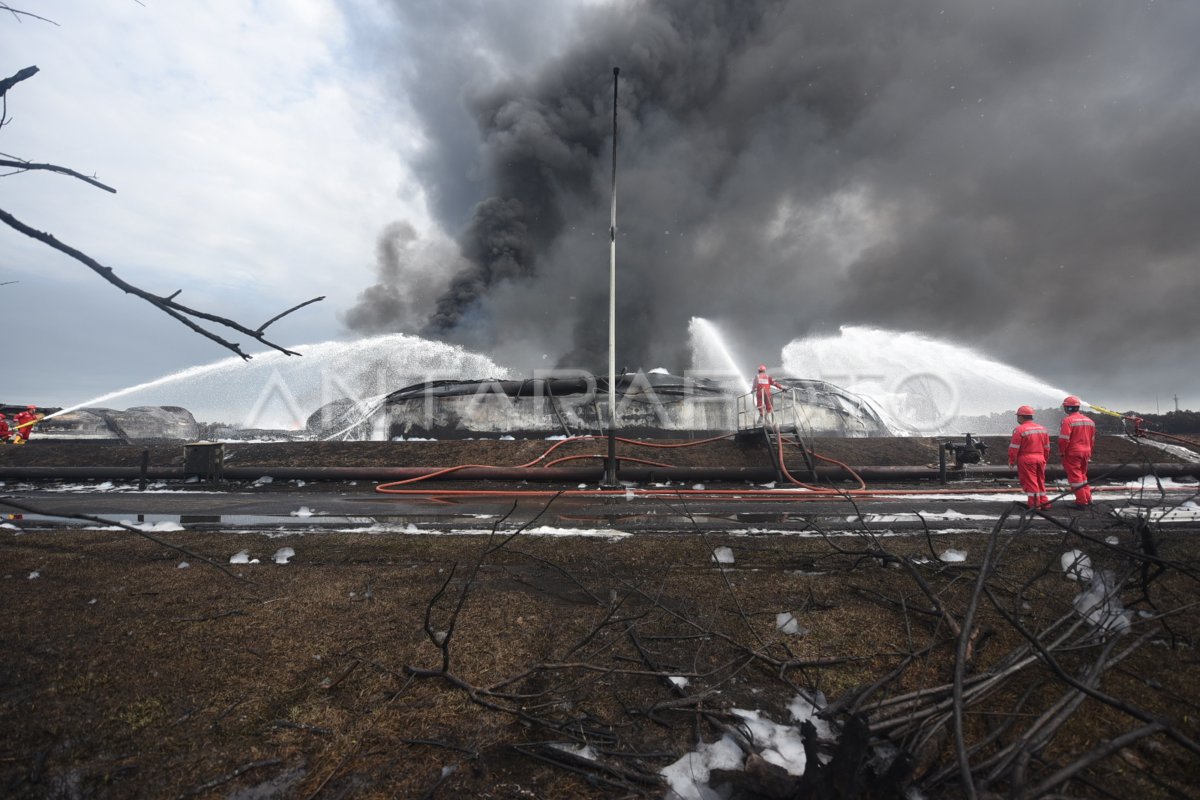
[735,512,794,523]
[5,509,806,534]
[556,511,798,526]
[2,512,481,529]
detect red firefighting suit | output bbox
[1009,419,1051,509]
[13,409,38,443]
[0,415,10,443]
[754,371,783,415]
[1059,411,1096,505]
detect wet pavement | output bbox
[3,477,1196,535]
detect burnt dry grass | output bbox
[2,508,1199,799]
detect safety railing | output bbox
[737,389,804,433]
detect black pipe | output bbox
[0,467,185,480]
[3,463,1199,483]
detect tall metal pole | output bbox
[604,67,620,487]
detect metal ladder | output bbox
[737,389,818,482]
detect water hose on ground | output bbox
[368,431,1199,499]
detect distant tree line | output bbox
[951,407,1200,437]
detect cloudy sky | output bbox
[4,0,1199,415]
[2,0,425,403]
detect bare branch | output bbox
[0,157,117,192]
[0,65,40,98]
[256,294,326,333]
[0,206,320,358]
[983,584,1200,758]
[0,5,58,25]
[1027,722,1166,798]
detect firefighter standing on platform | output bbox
[1009,405,1051,510]
[753,365,783,423]
[1059,395,1096,508]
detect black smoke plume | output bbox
[354,0,1200,396]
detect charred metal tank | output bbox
[36,406,200,442]
[354,372,892,440]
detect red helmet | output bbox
[0,413,6,419]
[758,364,767,372]
[26,405,36,410]
[1017,405,1035,417]
[1062,396,1081,408]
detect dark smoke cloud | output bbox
[355,0,1200,403]
[341,221,460,335]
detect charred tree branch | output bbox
[0,157,116,192]
[0,206,319,358]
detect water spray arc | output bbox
[688,317,751,394]
[34,335,508,432]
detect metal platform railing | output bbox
[736,389,804,433]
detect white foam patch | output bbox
[1113,503,1200,523]
[341,525,630,539]
[662,693,832,798]
[516,526,630,539]
[119,520,185,532]
[850,510,997,523]
[1073,570,1132,634]
[1061,550,1093,582]
[724,527,992,538]
[334,523,421,534]
[1113,476,1199,491]
[730,708,809,776]
[1131,438,1200,464]
[661,734,745,800]
[885,493,1031,503]
[776,612,805,635]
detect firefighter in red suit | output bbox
[1058,395,1096,507]
[1008,405,1051,509]
[13,405,40,444]
[753,365,783,421]
[0,414,10,444]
